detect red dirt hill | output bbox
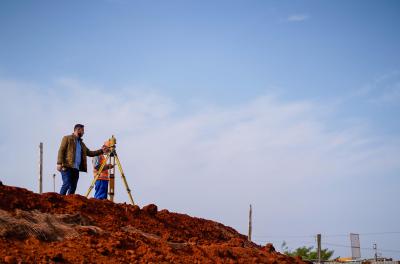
[0,184,307,264]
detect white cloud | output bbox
[1,78,399,257]
[287,14,309,22]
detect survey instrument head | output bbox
[108,135,117,149]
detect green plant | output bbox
[281,241,334,261]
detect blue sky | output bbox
[1,1,399,131]
[1,0,400,259]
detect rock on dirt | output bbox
[142,204,158,215]
[4,256,17,264]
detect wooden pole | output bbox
[39,142,43,194]
[53,173,56,192]
[317,233,322,264]
[248,204,252,241]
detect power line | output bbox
[359,232,400,236]
[254,235,315,239]
[322,242,400,254]
[253,236,400,254]
[324,232,400,238]
[254,231,400,239]
[255,239,316,245]
[254,240,400,254]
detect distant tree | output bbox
[281,241,334,261]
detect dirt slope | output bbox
[0,184,307,264]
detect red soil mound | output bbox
[0,184,308,264]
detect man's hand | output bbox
[57,165,62,172]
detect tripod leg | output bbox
[114,153,135,205]
[108,154,116,202]
[85,153,110,198]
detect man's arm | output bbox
[57,136,68,165]
[56,136,68,171]
[83,143,104,157]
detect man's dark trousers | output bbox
[60,168,79,195]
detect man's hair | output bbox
[74,124,84,130]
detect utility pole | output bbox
[373,243,378,262]
[248,204,252,242]
[53,173,56,192]
[317,233,322,264]
[38,142,43,194]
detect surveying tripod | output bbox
[85,135,135,205]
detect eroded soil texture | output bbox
[0,184,307,264]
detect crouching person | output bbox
[92,141,114,200]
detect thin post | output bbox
[53,173,56,192]
[248,204,252,241]
[317,233,321,264]
[39,142,43,194]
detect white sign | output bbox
[350,233,361,259]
